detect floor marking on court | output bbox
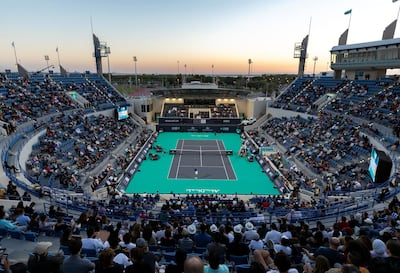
[175,140,184,179]
[217,140,229,179]
[200,145,203,167]
[178,165,226,168]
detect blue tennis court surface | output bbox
[168,139,236,180]
[124,132,280,195]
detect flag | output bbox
[56,47,58,52]
[11,41,15,47]
[344,9,352,15]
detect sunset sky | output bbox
[1,0,399,75]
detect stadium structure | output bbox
[0,20,399,231]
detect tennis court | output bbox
[168,139,236,180]
[124,132,279,195]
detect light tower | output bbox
[313,56,318,77]
[44,55,50,72]
[133,56,138,88]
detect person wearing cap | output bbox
[187,224,197,236]
[28,241,64,273]
[210,224,218,233]
[243,222,259,242]
[370,239,388,258]
[273,235,292,256]
[178,228,195,251]
[62,238,95,273]
[369,239,400,273]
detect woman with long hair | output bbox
[95,248,124,273]
[204,250,229,273]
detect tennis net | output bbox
[169,149,233,156]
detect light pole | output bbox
[177,60,180,74]
[184,64,187,83]
[211,64,214,83]
[105,46,111,82]
[246,59,252,88]
[99,41,111,82]
[248,58,252,77]
[133,56,138,88]
[313,56,318,77]
[44,55,50,72]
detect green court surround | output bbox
[124,132,280,195]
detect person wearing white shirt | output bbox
[264,223,282,244]
[114,252,133,268]
[81,227,106,253]
[119,233,136,250]
[248,234,264,252]
[273,236,292,256]
[243,222,259,242]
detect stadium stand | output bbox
[0,67,400,273]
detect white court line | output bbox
[216,140,230,180]
[175,139,185,179]
[179,165,225,168]
[200,145,203,167]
